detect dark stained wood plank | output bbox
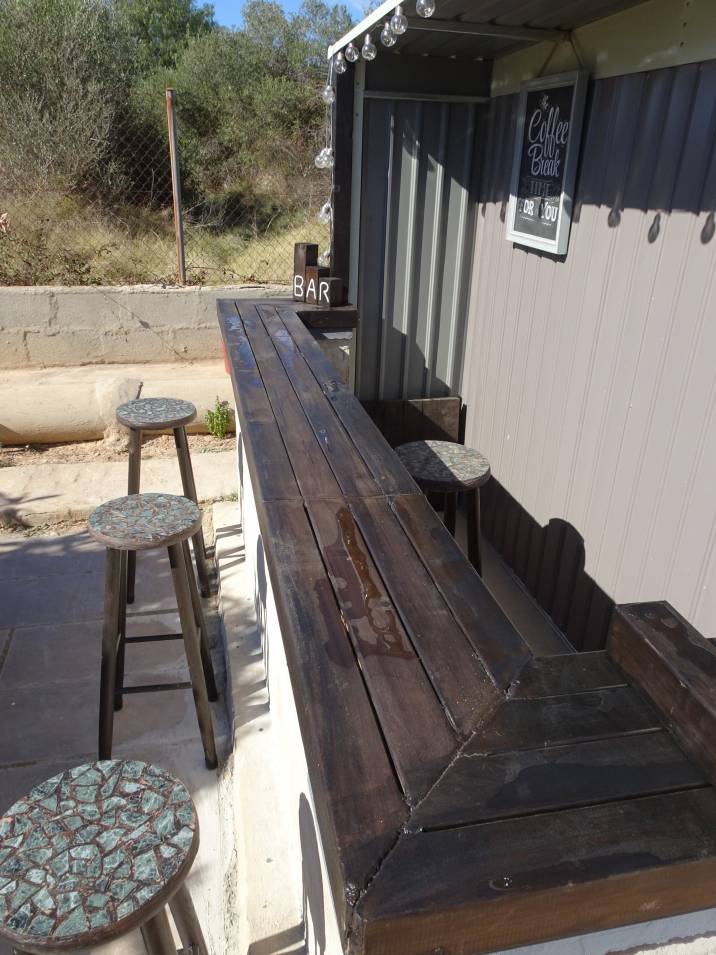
[391,492,532,690]
[350,496,502,736]
[356,788,716,955]
[257,304,381,498]
[218,300,300,501]
[238,303,342,500]
[466,686,662,755]
[275,306,420,496]
[609,601,716,787]
[306,499,456,804]
[511,650,627,699]
[409,731,705,831]
[262,500,406,930]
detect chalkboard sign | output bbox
[505,71,588,256]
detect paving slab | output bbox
[0,449,235,525]
[0,524,232,955]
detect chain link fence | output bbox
[0,83,332,288]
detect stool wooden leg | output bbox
[182,539,218,702]
[127,427,142,604]
[114,549,128,711]
[174,426,212,598]
[168,542,218,770]
[99,547,122,760]
[140,907,177,955]
[170,883,209,955]
[444,492,457,536]
[467,487,482,575]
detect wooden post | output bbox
[165,88,186,285]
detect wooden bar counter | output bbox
[219,298,716,955]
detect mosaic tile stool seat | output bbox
[0,760,208,955]
[88,493,218,770]
[116,397,213,604]
[396,439,491,575]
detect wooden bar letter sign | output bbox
[293,243,318,301]
[304,266,329,305]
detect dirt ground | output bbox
[0,433,234,468]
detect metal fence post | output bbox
[165,88,186,285]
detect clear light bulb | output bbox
[318,201,332,224]
[345,42,359,62]
[322,84,335,105]
[335,51,347,74]
[390,5,407,34]
[415,0,435,16]
[314,148,328,169]
[323,148,334,169]
[318,249,331,268]
[361,32,377,60]
[380,21,397,46]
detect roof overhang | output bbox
[327,0,650,62]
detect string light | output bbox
[334,51,347,74]
[390,5,408,34]
[415,0,435,15]
[317,201,332,224]
[380,21,397,46]
[321,84,335,104]
[361,32,377,60]
[345,41,359,62]
[318,249,331,267]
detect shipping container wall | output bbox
[355,97,484,401]
[462,60,716,649]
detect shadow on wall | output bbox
[480,477,615,652]
[299,793,326,955]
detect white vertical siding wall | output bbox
[462,60,716,646]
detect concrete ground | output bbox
[0,450,235,527]
[0,517,234,954]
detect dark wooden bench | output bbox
[218,298,716,955]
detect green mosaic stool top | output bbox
[0,760,197,952]
[87,493,202,551]
[116,397,197,431]
[395,440,491,492]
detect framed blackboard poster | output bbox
[505,70,588,256]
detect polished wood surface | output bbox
[218,299,716,955]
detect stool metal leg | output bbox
[170,883,209,955]
[467,487,482,575]
[444,491,457,536]
[174,426,212,598]
[127,427,142,604]
[114,549,128,711]
[168,542,218,770]
[140,907,177,955]
[99,547,122,759]
[182,539,219,702]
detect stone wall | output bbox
[0,285,287,369]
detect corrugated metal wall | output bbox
[355,97,483,401]
[462,60,716,649]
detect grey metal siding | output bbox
[356,97,483,401]
[462,60,716,648]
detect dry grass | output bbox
[0,193,330,286]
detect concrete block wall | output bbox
[0,285,286,369]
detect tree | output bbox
[116,0,216,71]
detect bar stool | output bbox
[88,493,218,770]
[116,397,212,603]
[395,439,490,575]
[0,759,209,955]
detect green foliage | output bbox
[205,397,231,439]
[0,0,352,285]
[116,0,216,71]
